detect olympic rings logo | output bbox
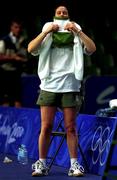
[91,126,114,166]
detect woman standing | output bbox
[28,5,96,177]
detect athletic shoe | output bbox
[32,160,49,176]
[68,161,84,177]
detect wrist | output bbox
[77,29,82,35]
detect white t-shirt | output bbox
[32,21,84,92]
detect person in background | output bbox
[0,18,28,107]
[28,5,96,177]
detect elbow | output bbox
[90,41,96,53]
[88,44,96,54]
[27,41,35,54]
[92,44,96,53]
[27,44,32,54]
[91,45,96,54]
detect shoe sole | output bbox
[68,173,84,177]
[32,172,48,177]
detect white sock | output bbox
[70,158,77,167]
[39,158,46,166]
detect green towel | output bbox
[52,32,74,47]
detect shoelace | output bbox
[73,162,84,173]
[32,160,43,170]
[32,160,48,171]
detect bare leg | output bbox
[63,107,78,158]
[39,106,56,158]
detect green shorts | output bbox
[37,90,83,109]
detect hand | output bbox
[64,22,81,34]
[52,23,59,32]
[44,23,59,34]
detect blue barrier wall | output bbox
[0,106,116,176]
[84,76,117,114]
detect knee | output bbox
[41,124,53,135]
[66,125,76,135]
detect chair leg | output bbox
[78,143,89,172]
[49,118,64,147]
[48,134,66,171]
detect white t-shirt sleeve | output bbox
[31,22,52,56]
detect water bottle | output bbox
[17,144,28,165]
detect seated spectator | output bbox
[0,18,28,107]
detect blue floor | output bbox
[0,153,102,180]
